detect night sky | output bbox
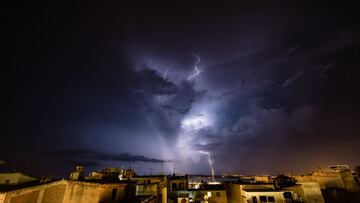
[2,2,360,177]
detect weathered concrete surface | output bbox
[1,180,126,203]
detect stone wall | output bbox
[1,180,126,203]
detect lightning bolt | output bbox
[199,150,215,182]
[163,63,175,79]
[187,53,202,80]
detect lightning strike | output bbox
[187,53,202,80]
[163,66,173,79]
[199,150,215,182]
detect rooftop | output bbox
[232,182,274,185]
[188,184,225,191]
[168,175,187,180]
[133,175,166,178]
[0,180,57,192]
[243,188,284,193]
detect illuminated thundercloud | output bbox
[199,150,215,182]
[187,53,202,80]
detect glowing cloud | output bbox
[181,114,212,130]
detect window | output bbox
[252,196,257,203]
[112,188,117,200]
[179,183,184,189]
[5,180,10,184]
[283,192,292,199]
[216,192,220,197]
[172,182,177,189]
[267,196,275,202]
[259,196,267,202]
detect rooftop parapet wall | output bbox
[0,180,126,203]
[0,173,38,185]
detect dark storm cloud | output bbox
[132,65,207,141]
[136,67,178,95]
[43,149,164,163]
[192,29,360,173]
[62,160,101,168]
[2,2,360,176]
[148,7,360,173]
